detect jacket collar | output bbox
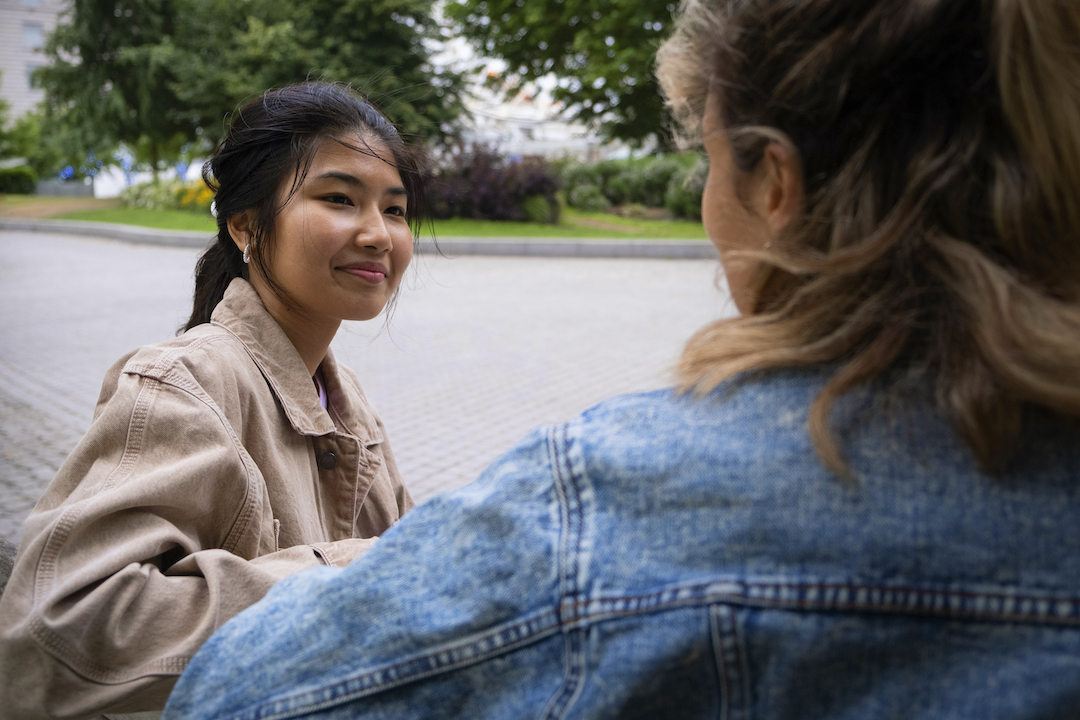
[210,278,382,444]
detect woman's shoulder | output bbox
[566,367,1079,485]
[122,322,252,375]
[95,323,264,414]
[570,369,825,448]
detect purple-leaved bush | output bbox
[429,144,560,223]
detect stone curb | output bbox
[0,217,214,249]
[0,217,718,260]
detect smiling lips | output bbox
[339,261,389,283]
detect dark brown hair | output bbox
[658,0,1080,475]
[183,82,428,331]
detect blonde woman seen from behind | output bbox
[166,1,1080,718]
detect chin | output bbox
[343,307,386,322]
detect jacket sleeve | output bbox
[0,364,330,719]
[164,426,567,720]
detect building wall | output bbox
[0,0,64,126]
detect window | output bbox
[23,22,44,48]
[26,64,44,90]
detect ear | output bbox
[226,210,253,255]
[750,142,804,235]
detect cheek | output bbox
[390,234,414,283]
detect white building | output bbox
[0,0,63,125]
[434,36,635,162]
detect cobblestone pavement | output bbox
[0,230,734,545]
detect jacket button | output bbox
[317,452,338,470]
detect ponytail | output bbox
[183,229,246,332]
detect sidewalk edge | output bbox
[0,217,719,260]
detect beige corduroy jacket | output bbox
[0,279,412,719]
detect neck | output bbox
[249,277,339,377]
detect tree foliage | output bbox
[35,0,465,174]
[2,112,68,178]
[36,0,188,174]
[166,0,466,145]
[445,0,678,147]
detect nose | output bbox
[355,205,393,253]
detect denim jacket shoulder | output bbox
[165,370,1080,720]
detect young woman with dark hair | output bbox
[165,1,1080,717]
[0,82,424,718]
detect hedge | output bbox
[0,166,38,195]
[559,154,704,214]
[429,145,561,224]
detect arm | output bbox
[164,426,567,720]
[0,367,330,719]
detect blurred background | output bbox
[0,0,707,230]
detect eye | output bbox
[323,194,351,205]
[385,205,408,218]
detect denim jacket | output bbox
[165,369,1080,719]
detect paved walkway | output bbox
[0,230,733,545]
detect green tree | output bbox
[166,0,465,145]
[0,84,10,156]
[4,113,67,178]
[0,73,67,178]
[445,0,678,147]
[35,0,465,176]
[36,0,188,177]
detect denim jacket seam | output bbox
[221,608,564,720]
[710,604,749,720]
[539,422,590,720]
[550,423,583,608]
[561,578,1080,628]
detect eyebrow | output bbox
[315,171,407,198]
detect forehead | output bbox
[305,134,403,185]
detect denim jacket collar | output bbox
[210,278,382,444]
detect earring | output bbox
[242,244,251,264]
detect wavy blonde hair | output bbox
[657,0,1080,475]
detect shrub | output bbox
[604,164,639,206]
[560,161,609,210]
[637,157,686,208]
[523,194,556,224]
[665,156,708,221]
[562,154,700,209]
[429,145,560,223]
[567,183,609,213]
[608,156,688,208]
[119,179,214,214]
[0,165,37,194]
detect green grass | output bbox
[49,205,709,240]
[1,194,57,208]
[436,208,708,240]
[57,207,218,232]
